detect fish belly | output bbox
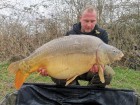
[46,54,96,79]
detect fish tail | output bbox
[8,61,30,89]
[15,70,29,90]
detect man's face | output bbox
[80,11,97,33]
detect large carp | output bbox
[8,35,124,90]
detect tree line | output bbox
[0,0,139,70]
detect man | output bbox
[39,6,115,87]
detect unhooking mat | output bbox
[0,83,139,105]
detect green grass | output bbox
[0,62,53,100]
[0,62,140,101]
[111,67,140,93]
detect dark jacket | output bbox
[51,23,109,85]
[66,22,108,44]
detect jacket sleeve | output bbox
[102,31,108,44]
[99,30,109,44]
[65,31,70,36]
[65,30,77,36]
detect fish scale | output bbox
[8,35,124,90]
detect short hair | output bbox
[80,5,97,16]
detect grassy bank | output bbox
[0,62,140,100]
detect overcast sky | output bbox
[0,0,46,15]
[0,0,138,18]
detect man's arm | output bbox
[100,30,109,44]
[65,30,77,36]
[97,28,109,44]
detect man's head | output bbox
[80,6,97,33]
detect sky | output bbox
[0,0,138,16]
[0,0,47,16]
[0,0,139,20]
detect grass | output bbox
[111,67,140,93]
[0,62,140,101]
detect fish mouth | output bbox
[117,53,124,60]
[120,53,124,58]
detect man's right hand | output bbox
[37,68,48,76]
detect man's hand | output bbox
[89,65,99,73]
[37,68,48,76]
[90,65,105,73]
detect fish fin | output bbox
[15,70,29,90]
[65,75,78,86]
[98,65,105,83]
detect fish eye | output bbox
[113,50,116,52]
[112,49,118,53]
